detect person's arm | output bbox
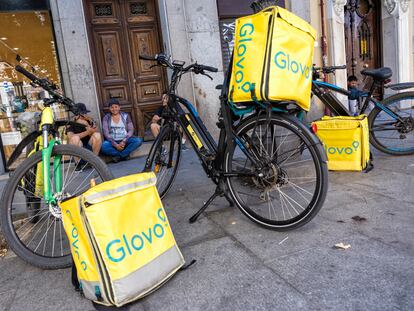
[123,113,134,141]
[102,114,117,146]
[66,121,91,139]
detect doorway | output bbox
[84,0,167,137]
[344,0,382,90]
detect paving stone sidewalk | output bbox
[0,150,413,311]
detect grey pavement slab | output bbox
[6,263,93,311]
[267,234,414,311]
[0,150,413,310]
[137,237,309,311]
[319,195,414,255]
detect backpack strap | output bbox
[179,259,197,271]
[364,152,374,173]
[71,258,82,292]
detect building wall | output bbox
[51,0,224,135]
[50,0,413,136]
[160,0,224,136]
[49,0,101,124]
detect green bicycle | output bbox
[0,66,113,269]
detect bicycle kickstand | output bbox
[189,187,223,223]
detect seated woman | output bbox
[101,98,143,162]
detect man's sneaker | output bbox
[181,143,188,151]
[121,155,131,161]
[112,156,121,163]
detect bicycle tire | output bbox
[224,113,328,231]
[368,91,414,155]
[0,145,113,269]
[145,126,182,199]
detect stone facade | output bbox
[49,0,413,133]
[289,0,413,82]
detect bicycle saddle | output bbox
[361,67,392,81]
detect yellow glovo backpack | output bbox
[312,115,373,172]
[60,172,185,307]
[229,6,316,111]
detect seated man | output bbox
[347,75,368,116]
[101,98,142,162]
[150,93,168,138]
[150,93,187,149]
[66,103,102,155]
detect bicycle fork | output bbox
[41,125,62,205]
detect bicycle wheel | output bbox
[0,145,113,269]
[369,92,414,155]
[224,113,328,231]
[146,126,181,199]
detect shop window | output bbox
[217,0,285,69]
[0,10,66,170]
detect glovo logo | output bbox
[235,23,255,93]
[274,51,311,79]
[325,141,360,156]
[105,208,168,263]
[65,210,88,271]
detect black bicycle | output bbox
[312,66,414,155]
[141,54,328,231]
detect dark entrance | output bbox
[344,0,382,85]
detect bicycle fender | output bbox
[385,82,414,91]
[6,130,41,168]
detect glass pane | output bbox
[0,11,65,170]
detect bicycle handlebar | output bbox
[15,65,39,82]
[313,65,347,74]
[15,65,78,114]
[139,55,156,61]
[139,54,218,74]
[197,65,218,73]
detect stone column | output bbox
[49,0,101,123]
[159,0,195,103]
[182,0,224,136]
[159,0,224,136]
[326,0,348,92]
[382,0,413,84]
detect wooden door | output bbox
[84,0,166,137]
[344,0,382,86]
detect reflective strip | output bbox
[111,245,184,307]
[80,280,110,304]
[85,178,157,204]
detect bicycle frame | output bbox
[312,80,404,122]
[146,93,263,180]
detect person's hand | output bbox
[86,126,97,135]
[152,115,161,123]
[115,143,124,151]
[162,94,169,106]
[119,140,126,148]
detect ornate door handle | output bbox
[110,93,122,99]
[144,89,156,95]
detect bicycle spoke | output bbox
[70,169,97,195]
[52,216,57,257]
[371,97,414,154]
[59,219,63,256]
[25,213,51,247]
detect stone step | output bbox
[100,141,153,163]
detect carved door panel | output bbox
[124,0,166,138]
[85,0,166,137]
[344,0,382,91]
